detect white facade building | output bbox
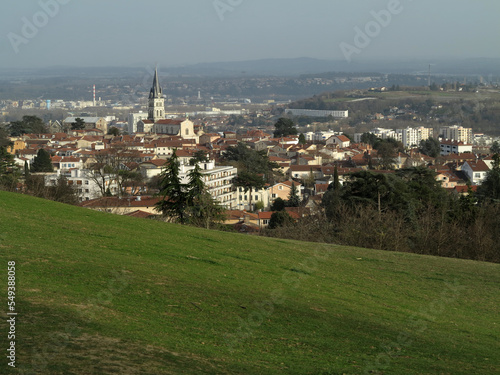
[440,125,473,144]
[128,112,149,134]
[45,169,118,201]
[285,109,349,118]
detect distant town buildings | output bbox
[285,109,349,118]
[439,125,473,144]
[354,126,433,148]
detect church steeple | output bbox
[148,65,165,122]
[149,66,162,99]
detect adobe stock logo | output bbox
[213,0,243,22]
[7,0,72,54]
[340,0,413,62]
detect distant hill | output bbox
[2,57,500,80]
[0,191,499,374]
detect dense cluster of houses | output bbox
[4,69,496,231]
[5,121,495,231]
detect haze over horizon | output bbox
[0,0,498,70]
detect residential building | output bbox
[462,160,490,185]
[440,140,473,156]
[285,109,349,118]
[128,112,149,134]
[440,125,473,144]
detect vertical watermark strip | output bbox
[6,261,17,368]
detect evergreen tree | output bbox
[490,141,500,155]
[268,211,294,229]
[155,150,189,223]
[72,118,86,130]
[31,149,53,172]
[287,182,301,207]
[333,165,340,191]
[0,146,19,190]
[298,133,306,145]
[419,138,441,158]
[186,164,205,206]
[107,126,120,136]
[273,118,297,138]
[478,154,500,202]
[270,197,286,211]
[9,116,47,136]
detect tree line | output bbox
[264,164,500,263]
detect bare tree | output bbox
[87,144,142,197]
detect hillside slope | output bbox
[0,191,499,374]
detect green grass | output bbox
[0,191,499,374]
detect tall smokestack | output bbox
[93,85,96,106]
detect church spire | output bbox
[149,66,162,99]
[148,65,165,123]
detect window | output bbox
[474,173,481,178]
[185,129,189,135]
[255,195,258,201]
[272,194,277,198]
[278,186,283,190]
[85,180,89,185]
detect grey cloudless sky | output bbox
[0,0,498,69]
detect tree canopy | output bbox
[273,118,297,138]
[31,149,53,173]
[0,146,19,190]
[419,137,441,158]
[8,116,47,136]
[72,118,86,130]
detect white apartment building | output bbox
[45,169,119,201]
[285,109,349,118]
[355,126,432,148]
[178,161,237,209]
[440,125,473,144]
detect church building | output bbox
[137,67,197,141]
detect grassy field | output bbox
[0,191,499,374]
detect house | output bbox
[235,180,303,211]
[257,209,301,228]
[287,165,323,180]
[462,160,490,185]
[79,196,161,215]
[326,135,351,148]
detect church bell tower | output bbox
[148,66,165,122]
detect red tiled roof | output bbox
[155,119,183,125]
[79,196,161,208]
[464,160,490,172]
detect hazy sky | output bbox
[0,0,498,69]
